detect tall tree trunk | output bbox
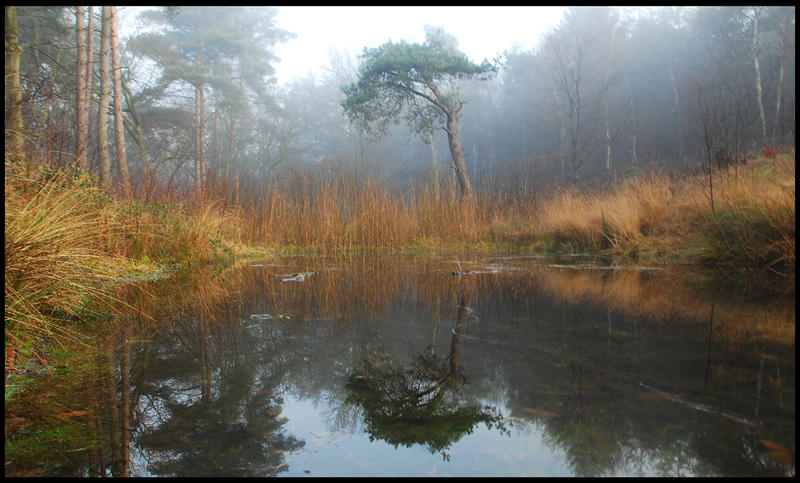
[224,72,245,183]
[5,6,24,160]
[97,7,112,190]
[429,131,439,200]
[772,9,789,141]
[668,64,686,167]
[552,89,568,181]
[110,6,131,197]
[195,85,206,198]
[121,79,152,197]
[750,8,768,146]
[603,100,612,171]
[76,7,89,171]
[602,21,617,172]
[425,78,473,198]
[194,33,206,199]
[86,7,94,168]
[212,90,220,181]
[627,81,637,166]
[444,113,473,198]
[224,113,237,182]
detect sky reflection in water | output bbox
[104,256,795,477]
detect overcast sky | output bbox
[271,6,567,84]
[118,6,569,85]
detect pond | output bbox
[5,255,795,477]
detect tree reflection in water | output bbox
[343,294,510,460]
[131,311,305,476]
[7,256,792,477]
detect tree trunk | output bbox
[110,6,131,197]
[627,81,637,166]
[602,21,617,172]
[121,79,152,197]
[424,77,473,198]
[552,89,568,181]
[76,7,89,171]
[445,113,473,198]
[772,9,789,141]
[429,131,440,203]
[604,99,612,171]
[750,8,768,146]
[668,64,686,167]
[86,7,94,167]
[5,6,24,160]
[97,7,112,190]
[212,90,220,180]
[195,34,206,199]
[224,72,245,183]
[224,114,237,182]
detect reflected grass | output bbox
[539,265,794,345]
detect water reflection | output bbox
[342,293,510,460]
[6,256,794,477]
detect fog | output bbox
[10,6,796,196]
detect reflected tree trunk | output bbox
[99,334,122,475]
[120,326,132,476]
[703,304,714,387]
[449,294,471,378]
[200,321,212,402]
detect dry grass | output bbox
[6,147,794,361]
[230,151,793,273]
[4,158,244,357]
[241,169,494,251]
[5,161,113,352]
[532,150,795,273]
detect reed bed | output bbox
[240,168,512,251]
[232,151,793,273]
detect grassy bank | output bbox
[534,150,795,274]
[4,149,794,375]
[4,160,254,371]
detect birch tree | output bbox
[746,7,768,146]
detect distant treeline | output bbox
[4,6,795,201]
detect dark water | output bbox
[9,255,796,477]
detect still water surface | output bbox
[23,255,800,476]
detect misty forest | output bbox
[4,6,796,477]
[5,6,795,247]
